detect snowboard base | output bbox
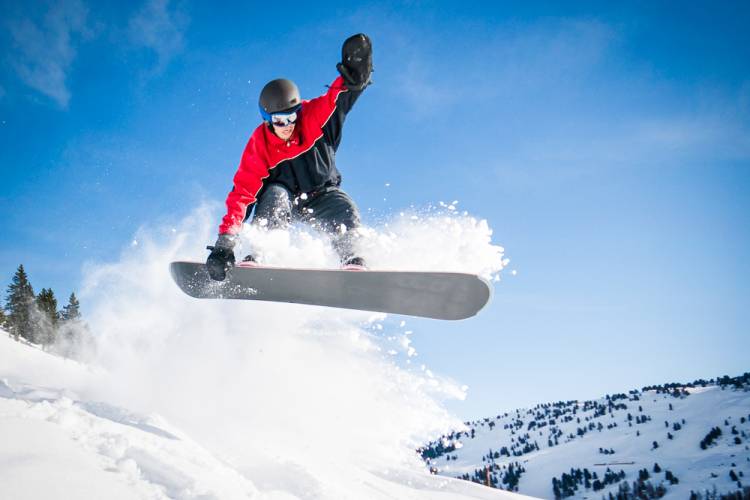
[169,261,491,320]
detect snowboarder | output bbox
[206,34,373,281]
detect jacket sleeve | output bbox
[219,130,270,235]
[306,75,365,150]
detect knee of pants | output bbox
[310,192,362,233]
[317,213,361,238]
[328,207,360,230]
[252,184,293,229]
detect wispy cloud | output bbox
[7,0,91,108]
[128,0,189,73]
[376,17,616,118]
[398,58,459,117]
[382,16,750,178]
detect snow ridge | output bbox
[0,333,259,499]
[420,376,750,498]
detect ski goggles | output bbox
[260,103,302,126]
[270,110,298,127]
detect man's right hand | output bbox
[206,234,236,281]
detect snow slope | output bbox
[422,380,750,498]
[1,205,524,500]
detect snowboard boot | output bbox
[342,255,367,271]
[237,254,260,268]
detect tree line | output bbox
[2,264,94,359]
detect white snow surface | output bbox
[1,205,523,500]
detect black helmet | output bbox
[259,78,301,121]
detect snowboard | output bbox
[169,261,491,320]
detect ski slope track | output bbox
[1,206,520,500]
[421,379,750,498]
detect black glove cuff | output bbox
[214,234,237,249]
[337,62,368,91]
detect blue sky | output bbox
[1,1,749,418]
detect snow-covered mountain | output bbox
[6,324,746,500]
[420,376,750,499]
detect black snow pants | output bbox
[246,183,362,262]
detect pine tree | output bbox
[34,288,59,348]
[0,306,6,330]
[60,293,81,321]
[55,292,93,360]
[665,470,679,484]
[5,265,36,341]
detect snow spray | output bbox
[79,202,507,494]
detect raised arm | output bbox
[304,34,373,148]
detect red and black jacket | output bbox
[219,76,364,235]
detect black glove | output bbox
[336,33,372,91]
[206,234,236,281]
